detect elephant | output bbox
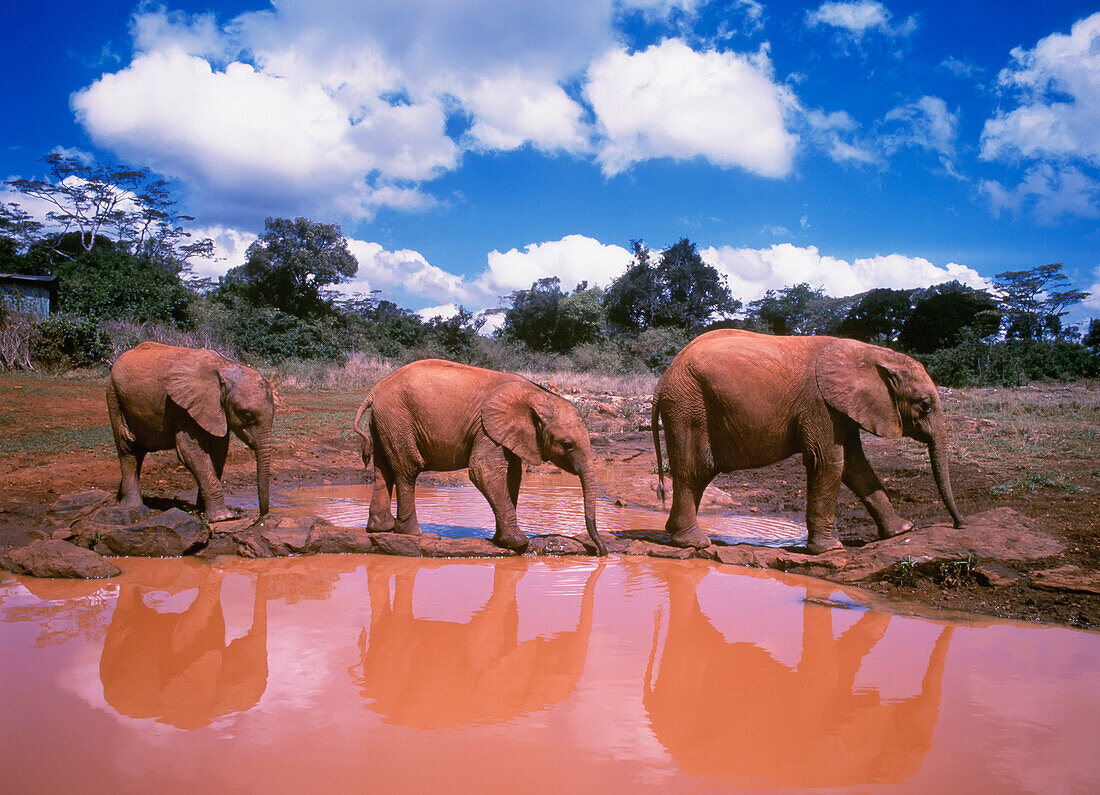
[99,564,270,730]
[107,342,274,522]
[348,556,600,728]
[652,330,964,553]
[643,562,953,787]
[353,359,605,554]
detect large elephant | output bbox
[643,563,953,787]
[353,359,605,554]
[107,342,274,521]
[652,330,964,552]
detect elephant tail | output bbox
[652,394,666,505]
[353,393,373,466]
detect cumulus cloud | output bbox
[474,234,634,297]
[586,39,798,177]
[701,243,987,302]
[343,239,474,305]
[980,12,1100,166]
[981,164,1100,222]
[461,71,589,153]
[805,1,916,43]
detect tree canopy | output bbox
[219,217,358,319]
[898,282,999,354]
[501,277,605,354]
[994,263,1089,341]
[603,238,738,331]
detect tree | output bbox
[603,238,738,331]
[898,282,999,354]
[994,263,1090,341]
[836,288,914,344]
[220,217,358,319]
[501,277,604,354]
[1084,319,1100,351]
[5,154,213,269]
[746,283,847,336]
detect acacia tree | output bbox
[220,217,358,319]
[994,263,1090,341]
[5,153,213,269]
[603,238,738,331]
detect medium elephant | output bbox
[652,330,964,552]
[107,342,274,521]
[349,557,600,728]
[353,359,605,554]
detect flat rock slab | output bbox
[421,536,516,558]
[0,539,120,579]
[715,508,1062,584]
[232,515,322,557]
[95,508,209,557]
[525,535,588,556]
[45,489,114,527]
[1029,566,1100,595]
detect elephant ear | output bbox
[165,357,228,437]
[816,339,903,438]
[481,381,545,466]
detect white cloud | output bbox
[803,108,881,165]
[1083,266,1100,315]
[981,164,1100,222]
[343,239,473,304]
[805,1,916,43]
[460,70,589,153]
[701,243,988,302]
[980,13,1100,166]
[884,96,958,158]
[416,303,461,321]
[191,225,256,281]
[475,234,634,297]
[586,39,798,177]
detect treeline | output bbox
[1,154,1097,387]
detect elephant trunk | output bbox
[255,428,271,516]
[580,469,606,556]
[928,436,964,528]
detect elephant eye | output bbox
[561,439,575,451]
[919,399,933,415]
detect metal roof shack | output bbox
[0,273,59,318]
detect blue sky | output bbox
[3,0,1099,326]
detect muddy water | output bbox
[2,555,1097,792]
[272,474,808,547]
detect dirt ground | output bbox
[1,369,1097,628]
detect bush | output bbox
[33,313,112,370]
[919,332,1100,387]
[226,306,348,363]
[624,327,691,373]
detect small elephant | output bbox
[353,359,605,554]
[107,342,274,521]
[652,330,964,553]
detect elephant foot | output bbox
[393,520,423,536]
[204,506,238,523]
[668,523,711,550]
[367,513,396,533]
[879,518,915,540]
[117,493,145,510]
[493,528,529,552]
[806,534,845,555]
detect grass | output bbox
[0,426,115,457]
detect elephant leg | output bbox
[367,445,396,533]
[469,438,527,550]
[803,445,845,554]
[116,446,145,509]
[197,434,231,516]
[175,428,234,522]
[664,428,714,549]
[393,473,422,536]
[842,434,913,539]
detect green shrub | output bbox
[919,333,1099,387]
[33,313,111,369]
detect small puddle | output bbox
[1,555,1097,791]
[272,473,808,548]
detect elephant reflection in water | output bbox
[644,564,953,788]
[99,565,269,730]
[350,557,600,728]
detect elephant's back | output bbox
[374,359,520,406]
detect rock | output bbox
[370,532,423,557]
[421,536,514,557]
[622,539,695,559]
[699,487,737,511]
[1029,566,1100,595]
[233,516,317,557]
[0,539,120,579]
[195,533,241,559]
[828,509,1062,584]
[313,526,375,554]
[974,562,1023,588]
[44,490,113,526]
[96,508,209,557]
[526,535,587,556]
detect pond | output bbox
[2,549,1097,791]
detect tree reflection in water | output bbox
[349,556,601,728]
[643,563,953,788]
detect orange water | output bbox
[2,553,1097,792]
